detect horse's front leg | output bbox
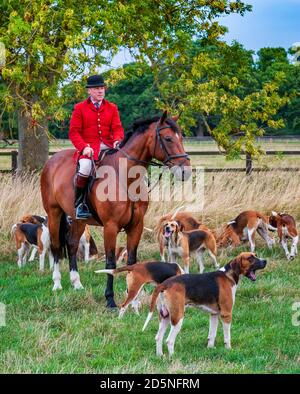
[103,223,119,309]
[67,221,86,289]
[125,216,144,266]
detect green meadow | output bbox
[0,244,299,373]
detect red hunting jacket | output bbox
[69,98,124,161]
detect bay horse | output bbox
[40,111,191,308]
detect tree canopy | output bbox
[1,1,299,168]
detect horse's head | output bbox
[148,111,191,181]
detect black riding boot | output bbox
[74,175,93,220]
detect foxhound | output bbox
[217,210,274,252]
[162,220,218,273]
[157,211,215,262]
[11,222,53,271]
[142,252,267,357]
[268,211,298,260]
[95,261,184,318]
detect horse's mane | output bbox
[118,115,180,148]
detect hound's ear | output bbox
[230,256,242,276]
[176,220,184,232]
[172,115,179,122]
[159,110,168,125]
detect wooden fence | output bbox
[1,149,300,175]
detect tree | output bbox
[154,40,289,156]
[104,62,158,130]
[256,47,300,134]
[0,0,252,171]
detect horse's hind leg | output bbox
[125,215,144,266]
[104,223,119,309]
[67,221,86,290]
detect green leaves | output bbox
[1,0,291,161]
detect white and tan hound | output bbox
[268,211,298,260]
[143,252,267,357]
[162,220,218,273]
[157,210,215,262]
[11,221,53,271]
[95,261,183,318]
[217,210,274,252]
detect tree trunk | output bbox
[17,110,49,173]
[195,119,205,137]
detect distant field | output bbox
[1,138,300,170]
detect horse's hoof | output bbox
[106,299,118,311]
[107,306,118,313]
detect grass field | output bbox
[0,245,300,373]
[0,160,300,373]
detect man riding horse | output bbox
[69,74,124,219]
[41,73,191,309]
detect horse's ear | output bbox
[172,115,179,122]
[159,110,168,125]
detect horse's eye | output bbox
[164,137,173,143]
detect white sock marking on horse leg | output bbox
[70,270,84,290]
[52,263,62,290]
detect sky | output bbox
[110,0,300,68]
[222,0,300,51]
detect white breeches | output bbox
[78,158,92,176]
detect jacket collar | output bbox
[86,97,107,112]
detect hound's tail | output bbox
[11,224,17,237]
[142,283,167,331]
[171,205,185,220]
[94,265,135,276]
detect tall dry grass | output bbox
[1,171,299,256]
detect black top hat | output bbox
[86,75,106,88]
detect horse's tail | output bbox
[58,212,69,259]
[95,265,135,276]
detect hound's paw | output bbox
[207,341,215,349]
[73,282,84,290]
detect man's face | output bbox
[88,86,105,102]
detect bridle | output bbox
[91,121,190,195]
[115,121,190,168]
